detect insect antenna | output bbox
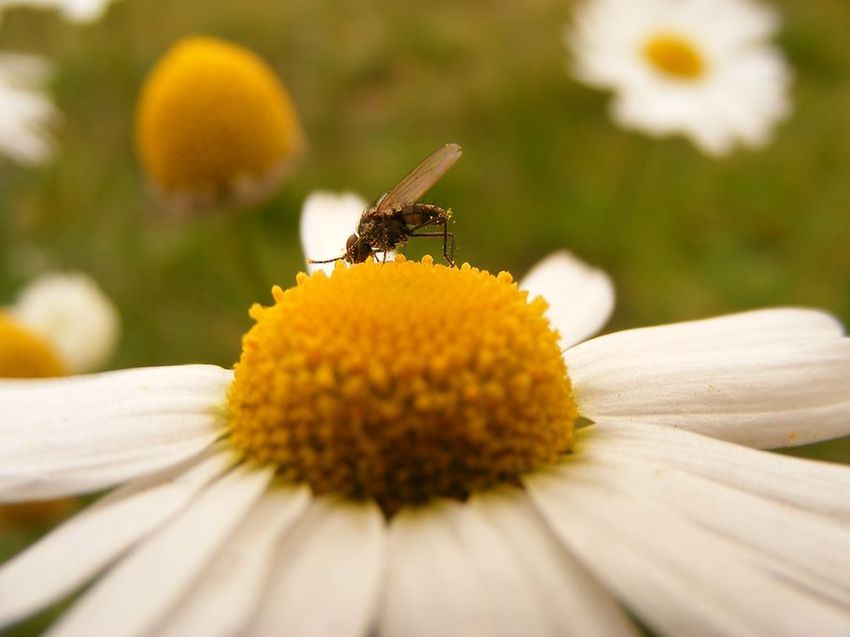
[307,256,346,264]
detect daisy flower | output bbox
[2,195,850,636]
[0,272,119,530]
[136,37,305,214]
[567,0,792,156]
[2,271,120,376]
[0,52,57,165]
[0,0,121,23]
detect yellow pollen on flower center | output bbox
[643,33,706,80]
[0,314,66,378]
[227,255,576,514]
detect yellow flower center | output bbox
[227,256,576,514]
[643,34,706,80]
[136,37,304,212]
[0,313,66,378]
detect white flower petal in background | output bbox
[0,0,120,23]
[250,498,386,637]
[0,53,57,165]
[0,365,230,501]
[0,0,118,167]
[567,0,792,155]
[9,272,120,373]
[567,308,850,448]
[520,250,615,349]
[300,191,368,274]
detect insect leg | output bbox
[444,229,456,267]
[440,220,456,266]
[405,228,456,267]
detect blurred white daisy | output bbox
[0,52,57,165]
[567,0,792,156]
[300,190,368,273]
[2,271,120,375]
[301,190,402,272]
[0,0,121,165]
[1,196,850,636]
[0,0,120,23]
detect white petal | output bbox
[380,493,636,637]
[0,451,231,629]
[0,54,53,85]
[574,427,850,606]
[0,0,118,23]
[586,421,850,520]
[249,497,386,637]
[0,365,232,502]
[9,271,120,373]
[300,191,368,274]
[46,465,273,637]
[0,54,57,164]
[566,308,850,447]
[527,457,850,636]
[520,251,615,349]
[381,502,493,637]
[57,0,117,22]
[157,485,310,637]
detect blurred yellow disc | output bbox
[136,36,304,213]
[0,313,66,378]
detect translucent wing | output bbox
[375,143,462,215]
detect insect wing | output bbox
[375,143,462,215]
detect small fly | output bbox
[310,143,462,266]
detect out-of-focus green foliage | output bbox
[0,4,848,626]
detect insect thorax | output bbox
[358,215,408,253]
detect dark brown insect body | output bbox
[346,202,453,264]
[313,143,462,266]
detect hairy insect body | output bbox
[350,203,450,262]
[355,213,406,254]
[311,143,462,266]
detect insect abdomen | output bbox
[400,203,445,227]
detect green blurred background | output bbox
[0,0,848,632]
